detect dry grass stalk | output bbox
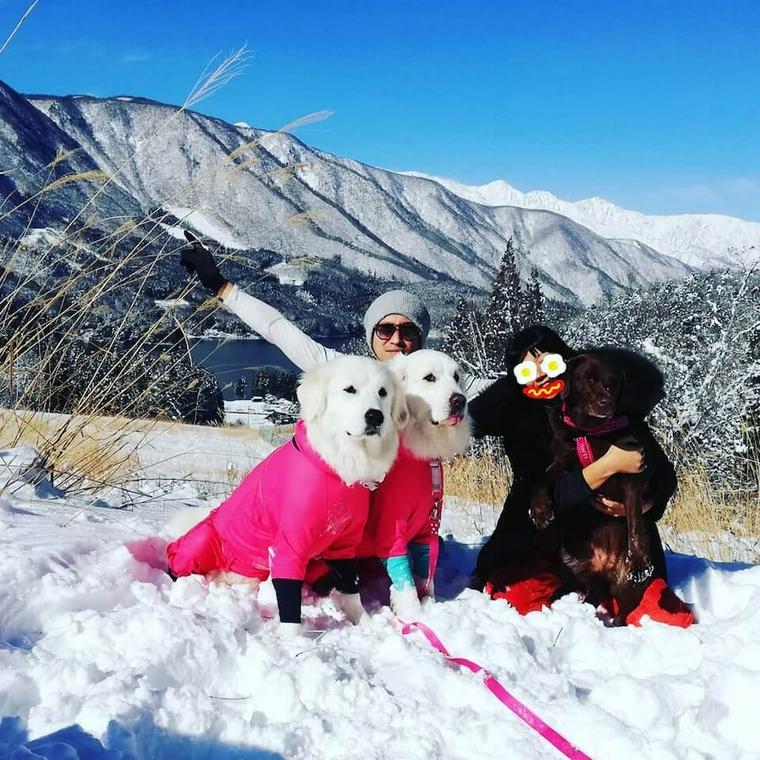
[0,47,275,497]
[660,463,760,563]
[41,170,110,193]
[444,446,760,563]
[0,410,142,492]
[445,447,511,507]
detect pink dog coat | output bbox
[167,421,371,581]
[361,445,441,573]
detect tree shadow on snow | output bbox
[0,714,285,760]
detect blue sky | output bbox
[2,0,759,220]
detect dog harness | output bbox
[429,458,443,534]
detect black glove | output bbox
[180,230,227,294]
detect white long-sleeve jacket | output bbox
[222,285,494,399]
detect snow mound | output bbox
[0,490,759,759]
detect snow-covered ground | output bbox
[1,428,759,760]
[223,399,298,428]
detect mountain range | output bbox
[404,173,760,270]
[1,80,757,307]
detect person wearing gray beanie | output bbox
[180,234,492,397]
[362,289,431,360]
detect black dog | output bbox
[530,348,677,625]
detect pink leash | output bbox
[413,462,589,756]
[400,621,592,760]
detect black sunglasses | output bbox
[374,322,420,342]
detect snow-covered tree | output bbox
[482,239,523,368]
[563,267,760,489]
[525,268,544,326]
[442,241,545,375]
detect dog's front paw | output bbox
[390,585,422,622]
[335,592,368,625]
[530,507,555,531]
[626,550,654,584]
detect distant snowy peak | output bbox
[404,172,760,269]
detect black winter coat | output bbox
[467,377,672,585]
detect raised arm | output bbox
[180,231,340,373]
[220,284,338,372]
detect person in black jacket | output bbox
[468,326,670,595]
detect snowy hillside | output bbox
[404,174,760,270]
[0,79,695,306]
[0,425,758,760]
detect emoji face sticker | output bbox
[514,352,567,400]
[522,378,565,399]
[540,354,566,378]
[513,361,538,385]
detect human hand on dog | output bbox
[180,230,228,295]
[592,496,655,518]
[602,444,645,475]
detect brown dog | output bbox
[530,349,676,625]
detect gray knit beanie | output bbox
[363,289,431,350]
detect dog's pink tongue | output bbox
[440,414,464,426]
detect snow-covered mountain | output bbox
[405,174,760,270]
[1,80,695,305]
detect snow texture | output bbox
[0,439,758,760]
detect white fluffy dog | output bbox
[166,356,407,634]
[362,349,470,620]
[394,349,471,461]
[296,355,407,486]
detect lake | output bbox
[191,337,352,400]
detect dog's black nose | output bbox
[365,409,384,428]
[449,393,466,415]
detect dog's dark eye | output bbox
[378,387,387,397]
[344,385,357,394]
[454,372,460,383]
[424,374,436,382]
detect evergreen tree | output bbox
[442,298,476,362]
[524,268,544,326]
[482,239,525,370]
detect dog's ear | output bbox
[390,374,409,429]
[296,365,328,423]
[600,347,665,418]
[560,356,580,399]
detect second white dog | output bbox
[360,349,471,620]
